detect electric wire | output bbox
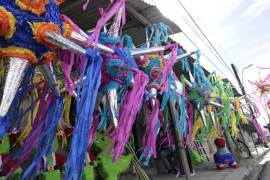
[181,27,229,78]
[178,13,235,77]
[176,0,235,75]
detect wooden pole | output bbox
[169,100,190,180]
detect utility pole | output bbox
[231,63,259,152]
[231,64,256,118]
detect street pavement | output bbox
[153,146,270,180]
[120,146,270,180]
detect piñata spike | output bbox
[0,58,29,116]
[108,7,123,38]
[45,31,87,55]
[70,31,115,54]
[40,64,61,96]
[199,106,207,126]
[210,111,216,127]
[149,88,157,109]
[104,8,123,128]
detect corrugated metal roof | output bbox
[60,0,181,45]
[126,0,180,34]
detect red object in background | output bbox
[55,153,66,169]
[214,137,226,148]
[8,132,21,147]
[64,127,73,138]
[1,154,18,175]
[88,149,96,162]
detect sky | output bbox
[144,0,270,125]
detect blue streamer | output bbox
[161,74,177,111]
[179,94,187,136]
[99,32,120,45]
[121,34,134,50]
[115,47,138,69]
[21,96,63,180]
[178,48,190,72]
[65,48,103,180]
[144,23,171,46]
[193,50,212,89]
[98,105,109,130]
[0,65,35,140]
[139,120,160,166]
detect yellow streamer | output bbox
[57,124,67,148]
[55,94,72,148]
[192,116,204,139]
[207,105,213,113]
[63,94,72,127]
[0,59,4,82]
[231,112,239,137]
[235,98,249,124]
[18,89,40,144]
[206,127,218,140]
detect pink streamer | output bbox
[58,50,84,95]
[61,15,81,33]
[142,98,160,158]
[83,0,90,11]
[4,87,52,176]
[87,0,126,46]
[187,100,194,146]
[250,117,267,142]
[111,70,148,161]
[88,113,99,148]
[160,44,178,94]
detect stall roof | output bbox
[60,0,181,45]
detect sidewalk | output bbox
[153,146,270,180]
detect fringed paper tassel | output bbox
[62,94,72,127]
[186,101,194,145]
[192,115,204,140]
[86,0,126,46]
[21,96,63,180]
[193,51,212,89]
[121,34,135,50]
[0,63,34,140]
[140,98,160,166]
[59,49,84,95]
[161,74,176,111]
[250,117,267,142]
[231,112,239,138]
[0,59,4,84]
[144,23,171,46]
[235,98,249,124]
[115,47,138,69]
[65,49,102,180]
[88,113,100,148]
[2,85,51,177]
[179,94,187,136]
[111,69,148,161]
[160,44,178,94]
[206,127,218,140]
[178,48,191,73]
[18,88,40,144]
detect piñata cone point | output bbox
[0,57,29,116]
